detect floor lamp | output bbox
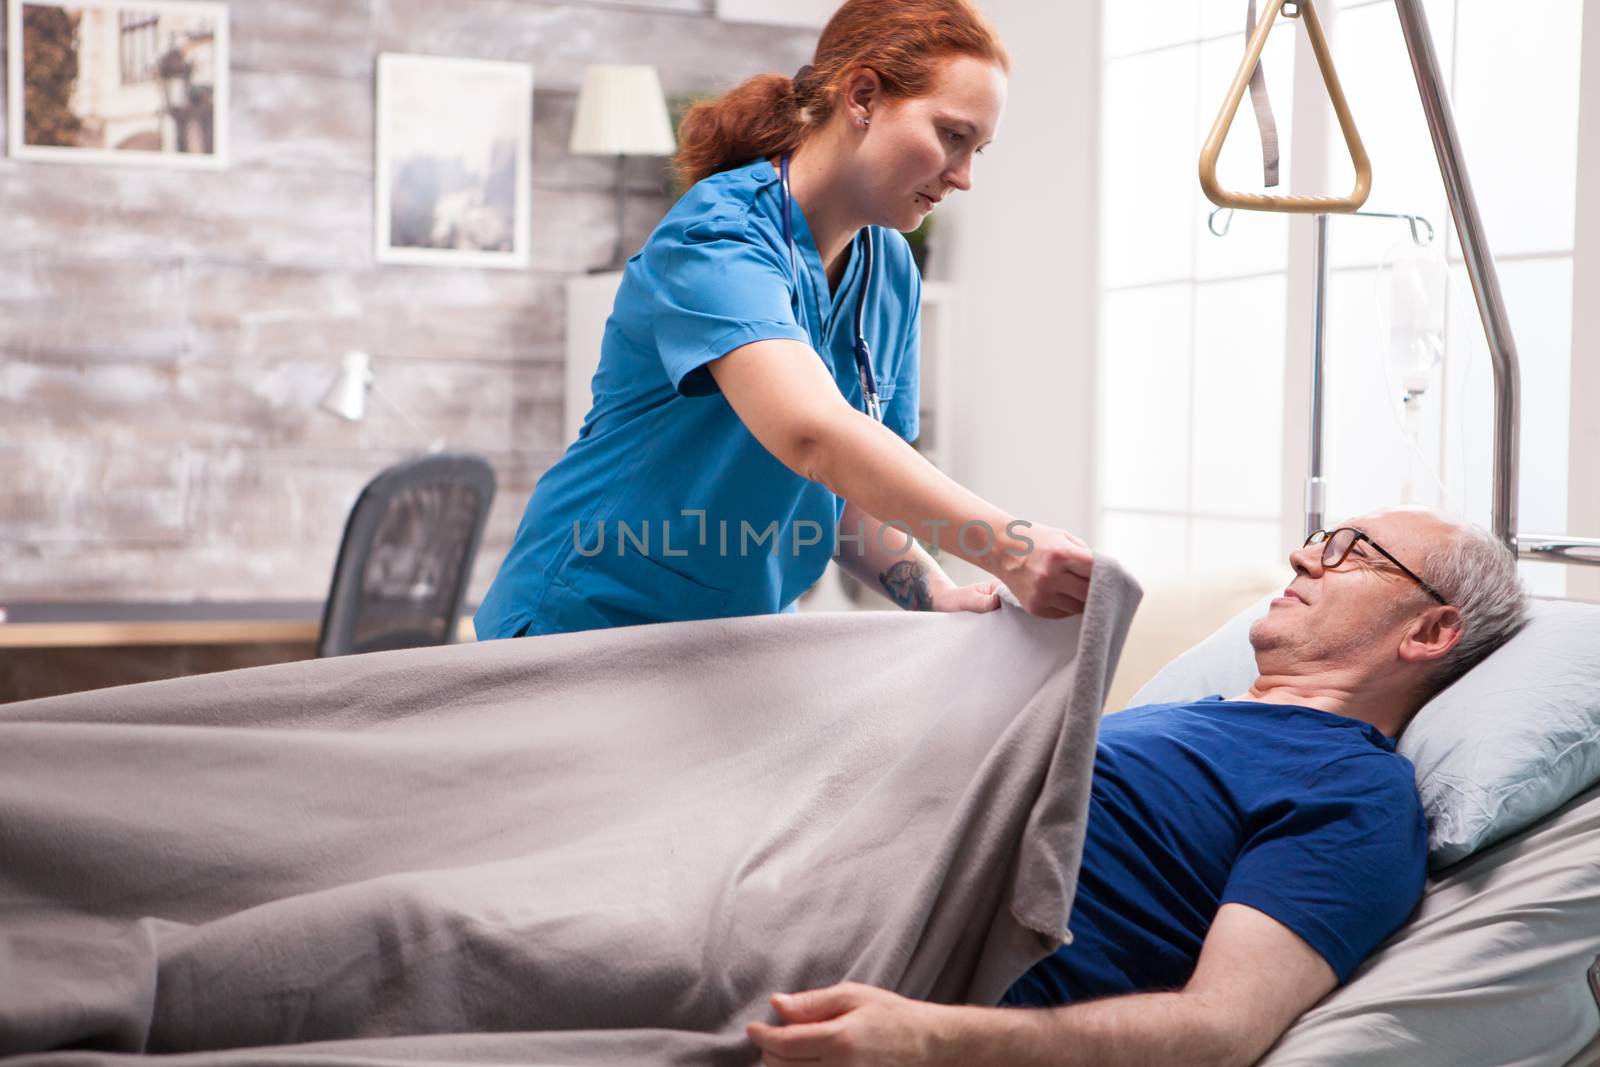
[569,64,678,272]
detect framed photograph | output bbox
[6,0,228,168]
[375,53,533,270]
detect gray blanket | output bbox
[0,561,1139,1066]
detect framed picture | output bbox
[6,0,228,168]
[375,53,533,270]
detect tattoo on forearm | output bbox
[879,560,934,611]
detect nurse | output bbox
[476,0,1095,640]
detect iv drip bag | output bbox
[1381,250,1447,396]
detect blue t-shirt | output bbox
[475,158,922,639]
[1003,697,1428,1006]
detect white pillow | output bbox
[1129,595,1600,868]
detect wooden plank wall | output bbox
[0,0,813,604]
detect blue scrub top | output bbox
[475,157,922,639]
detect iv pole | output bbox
[1210,205,1433,537]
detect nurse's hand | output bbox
[928,577,1003,614]
[998,524,1094,619]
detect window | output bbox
[1096,7,1298,583]
[119,11,160,85]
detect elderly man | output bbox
[749,508,1528,1067]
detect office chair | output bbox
[317,453,496,658]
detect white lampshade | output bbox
[569,64,677,157]
[320,349,374,421]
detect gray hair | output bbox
[1418,518,1529,698]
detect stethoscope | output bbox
[779,152,883,423]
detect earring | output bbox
[859,116,870,129]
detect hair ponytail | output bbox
[672,73,807,191]
[672,0,1009,190]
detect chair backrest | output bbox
[317,453,496,658]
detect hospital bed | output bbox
[0,560,1592,1067]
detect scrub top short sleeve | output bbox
[643,213,811,398]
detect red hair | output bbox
[672,0,1010,189]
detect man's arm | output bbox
[747,904,1337,1067]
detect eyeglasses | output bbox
[1303,527,1448,605]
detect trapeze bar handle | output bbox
[1199,0,1372,214]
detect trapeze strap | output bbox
[1246,0,1282,189]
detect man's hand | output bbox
[746,982,952,1066]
